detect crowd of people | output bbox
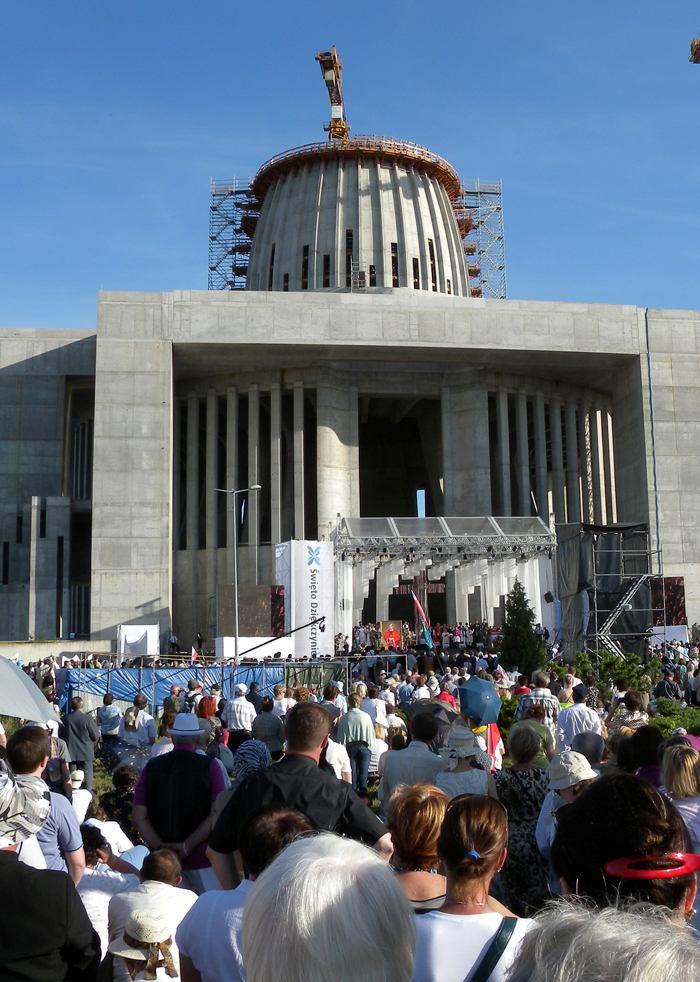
[0,638,699,980]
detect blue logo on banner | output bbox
[307,546,321,567]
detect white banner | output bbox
[275,541,334,658]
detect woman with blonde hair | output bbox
[661,744,700,850]
[386,784,449,912]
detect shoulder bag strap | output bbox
[468,917,518,982]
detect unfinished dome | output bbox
[245,137,471,297]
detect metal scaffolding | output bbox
[456,180,507,299]
[208,178,258,290]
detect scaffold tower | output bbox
[456,180,507,300]
[208,179,259,290]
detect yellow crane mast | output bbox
[315,46,350,143]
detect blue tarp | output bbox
[62,665,285,711]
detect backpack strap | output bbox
[468,917,518,982]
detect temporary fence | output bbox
[63,659,351,717]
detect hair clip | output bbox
[466,850,481,860]
[604,853,700,880]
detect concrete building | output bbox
[1,134,698,649]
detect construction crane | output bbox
[315,46,350,142]
[691,34,700,63]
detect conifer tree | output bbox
[500,578,545,677]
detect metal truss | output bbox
[455,180,507,299]
[330,516,555,566]
[208,179,259,290]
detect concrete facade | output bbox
[1,290,698,647]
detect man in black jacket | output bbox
[0,754,100,980]
[63,696,100,791]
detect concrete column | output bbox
[534,392,548,520]
[590,406,603,524]
[565,398,581,523]
[441,384,491,514]
[549,396,566,523]
[27,496,41,640]
[516,390,530,515]
[225,386,238,552]
[293,382,305,539]
[601,407,615,523]
[496,389,512,515]
[248,385,260,580]
[173,398,181,550]
[186,392,199,550]
[205,389,218,549]
[578,402,593,523]
[270,382,282,544]
[316,382,359,536]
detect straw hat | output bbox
[108,909,176,977]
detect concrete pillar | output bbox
[316,382,359,537]
[516,390,530,515]
[186,392,199,550]
[549,396,565,523]
[601,407,615,524]
[441,384,491,514]
[225,386,238,553]
[293,382,305,539]
[496,389,511,515]
[173,398,181,551]
[27,496,41,640]
[205,389,218,549]
[205,389,218,635]
[534,391,548,520]
[248,385,260,581]
[565,398,581,523]
[590,406,603,524]
[270,382,282,544]
[375,559,402,621]
[578,402,593,523]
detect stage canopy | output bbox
[331,517,557,638]
[332,516,555,563]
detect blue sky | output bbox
[1,2,698,327]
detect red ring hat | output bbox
[604,853,700,880]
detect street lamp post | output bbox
[216,484,262,666]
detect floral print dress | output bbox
[494,766,550,915]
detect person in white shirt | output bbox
[368,724,389,776]
[378,714,449,804]
[412,795,533,982]
[69,769,93,823]
[108,848,197,982]
[177,807,313,982]
[271,683,296,718]
[323,737,352,783]
[118,695,156,748]
[76,825,140,962]
[378,681,396,708]
[411,676,431,701]
[332,680,348,715]
[223,684,257,734]
[556,684,602,751]
[361,686,389,733]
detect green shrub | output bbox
[651,698,700,738]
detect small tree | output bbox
[500,578,546,678]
